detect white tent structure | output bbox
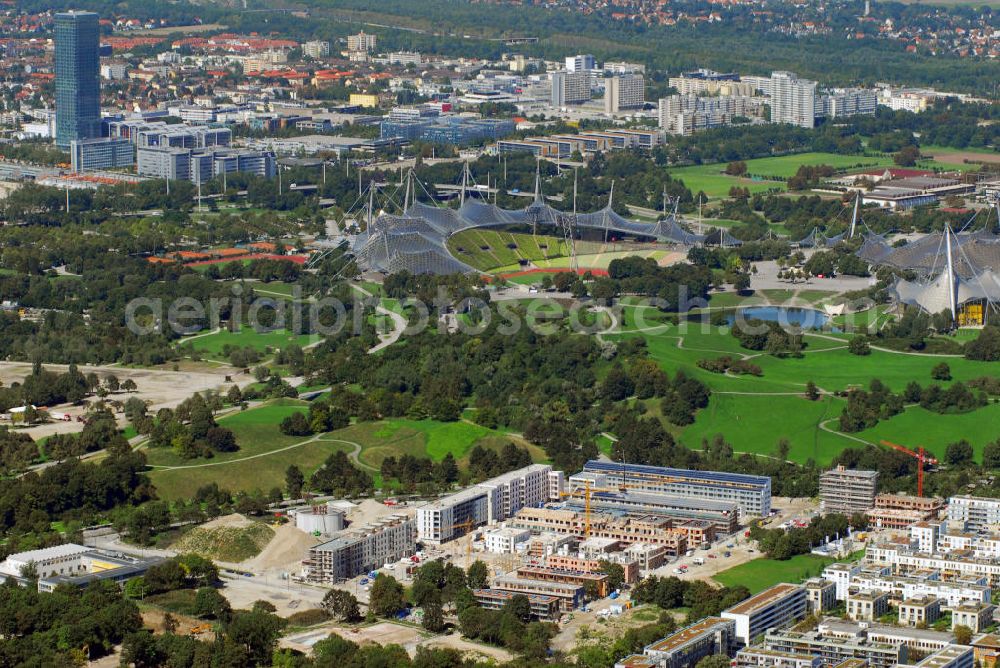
[888,226,1000,325]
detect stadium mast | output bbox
[849,192,861,239]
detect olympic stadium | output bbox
[318,167,738,276]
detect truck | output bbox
[692,557,705,566]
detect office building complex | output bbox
[949,496,1000,531]
[580,461,771,518]
[551,70,592,107]
[108,119,231,149]
[416,464,563,543]
[70,138,134,172]
[304,514,415,583]
[380,116,514,145]
[722,583,809,646]
[55,11,102,148]
[605,75,645,113]
[0,543,161,592]
[137,146,275,184]
[820,466,879,515]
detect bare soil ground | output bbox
[925,150,1000,165]
[0,362,235,439]
[245,523,322,572]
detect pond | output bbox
[729,306,833,331]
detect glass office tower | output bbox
[55,11,101,148]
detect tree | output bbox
[369,573,406,618]
[194,586,232,620]
[893,145,921,167]
[280,411,312,436]
[954,624,973,646]
[121,378,137,393]
[848,336,871,356]
[226,609,285,666]
[421,591,445,632]
[599,560,625,591]
[322,589,360,622]
[945,439,974,467]
[504,594,532,623]
[931,362,951,381]
[696,655,735,668]
[285,465,304,498]
[983,439,1000,469]
[467,560,489,590]
[805,381,820,401]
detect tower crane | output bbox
[880,440,938,497]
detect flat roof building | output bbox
[304,513,415,583]
[723,583,809,646]
[473,588,561,620]
[581,460,771,519]
[416,464,562,543]
[631,617,738,668]
[820,466,878,515]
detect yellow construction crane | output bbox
[559,479,647,537]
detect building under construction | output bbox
[820,466,878,515]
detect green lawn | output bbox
[852,403,1000,462]
[667,152,896,199]
[147,406,546,500]
[609,321,1000,465]
[680,394,849,465]
[713,553,845,593]
[180,325,319,361]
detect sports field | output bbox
[666,152,905,199]
[713,553,848,593]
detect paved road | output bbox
[351,283,408,354]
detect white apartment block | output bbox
[347,32,377,53]
[948,495,1000,531]
[877,88,933,113]
[303,40,330,58]
[605,75,645,113]
[722,583,808,646]
[822,562,864,600]
[850,571,991,608]
[658,94,759,136]
[484,527,531,554]
[417,464,562,543]
[565,54,596,72]
[304,514,415,583]
[867,543,1000,586]
[911,521,941,552]
[769,71,817,128]
[847,589,890,621]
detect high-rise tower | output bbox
[55,11,101,148]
